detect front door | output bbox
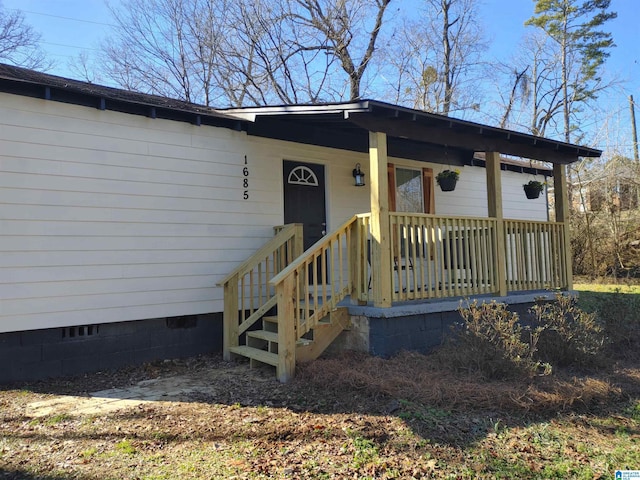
[283,160,327,251]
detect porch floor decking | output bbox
[344,289,571,318]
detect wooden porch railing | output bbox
[351,214,371,302]
[504,219,568,291]
[219,214,569,380]
[269,215,364,381]
[387,213,499,301]
[218,223,303,361]
[360,213,570,302]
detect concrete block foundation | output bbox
[331,291,559,358]
[0,313,223,384]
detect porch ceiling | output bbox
[220,100,602,165]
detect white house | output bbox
[0,64,601,382]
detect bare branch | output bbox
[0,4,52,70]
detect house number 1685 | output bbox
[243,155,249,200]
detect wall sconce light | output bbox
[352,163,365,187]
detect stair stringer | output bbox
[295,307,350,363]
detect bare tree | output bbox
[0,2,50,70]
[498,66,529,129]
[228,0,336,105]
[100,0,234,105]
[286,0,392,101]
[383,19,438,109]
[496,31,565,137]
[68,51,102,84]
[384,0,485,116]
[492,30,599,139]
[524,32,563,137]
[102,0,191,101]
[98,0,391,105]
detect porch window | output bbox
[388,164,434,213]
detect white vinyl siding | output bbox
[0,93,285,333]
[502,170,548,221]
[433,165,548,221]
[0,93,371,333]
[0,92,548,334]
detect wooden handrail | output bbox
[218,223,302,287]
[270,215,362,287]
[221,223,303,361]
[269,214,368,381]
[222,212,568,381]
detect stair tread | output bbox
[247,330,278,342]
[229,345,279,366]
[249,329,316,346]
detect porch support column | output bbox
[486,151,508,296]
[369,131,392,307]
[553,163,573,290]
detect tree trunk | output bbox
[441,0,453,115]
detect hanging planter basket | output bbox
[436,170,459,192]
[523,181,545,199]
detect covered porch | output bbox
[219,101,601,381]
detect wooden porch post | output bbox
[349,220,366,305]
[486,152,508,296]
[276,273,296,382]
[292,223,304,259]
[223,277,239,361]
[553,163,574,290]
[292,223,305,297]
[369,131,392,307]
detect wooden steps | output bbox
[295,308,350,363]
[247,329,278,343]
[230,307,349,373]
[228,345,279,367]
[222,219,357,381]
[262,316,278,332]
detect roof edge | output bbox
[219,99,602,161]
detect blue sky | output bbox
[3,0,638,154]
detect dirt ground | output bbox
[1,353,639,479]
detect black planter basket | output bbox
[524,184,542,199]
[438,176,457,192]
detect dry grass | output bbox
[1,351,639,479]
[1,287,639,479]
[298,351,622,414]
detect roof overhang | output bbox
[0,63,603,165]
[219,100,602,165]
[0,63,242,130]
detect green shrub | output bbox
[437,300,548,380]
[529,294,606,367]
[436,295,610,380]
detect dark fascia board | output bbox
[360,100,602,161]
[0,64,244,131]
[246,115,368,152]
[222,99,602,164]
[0,63,602,163]
[246,116,474,164]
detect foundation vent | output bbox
[62,325,100,339]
